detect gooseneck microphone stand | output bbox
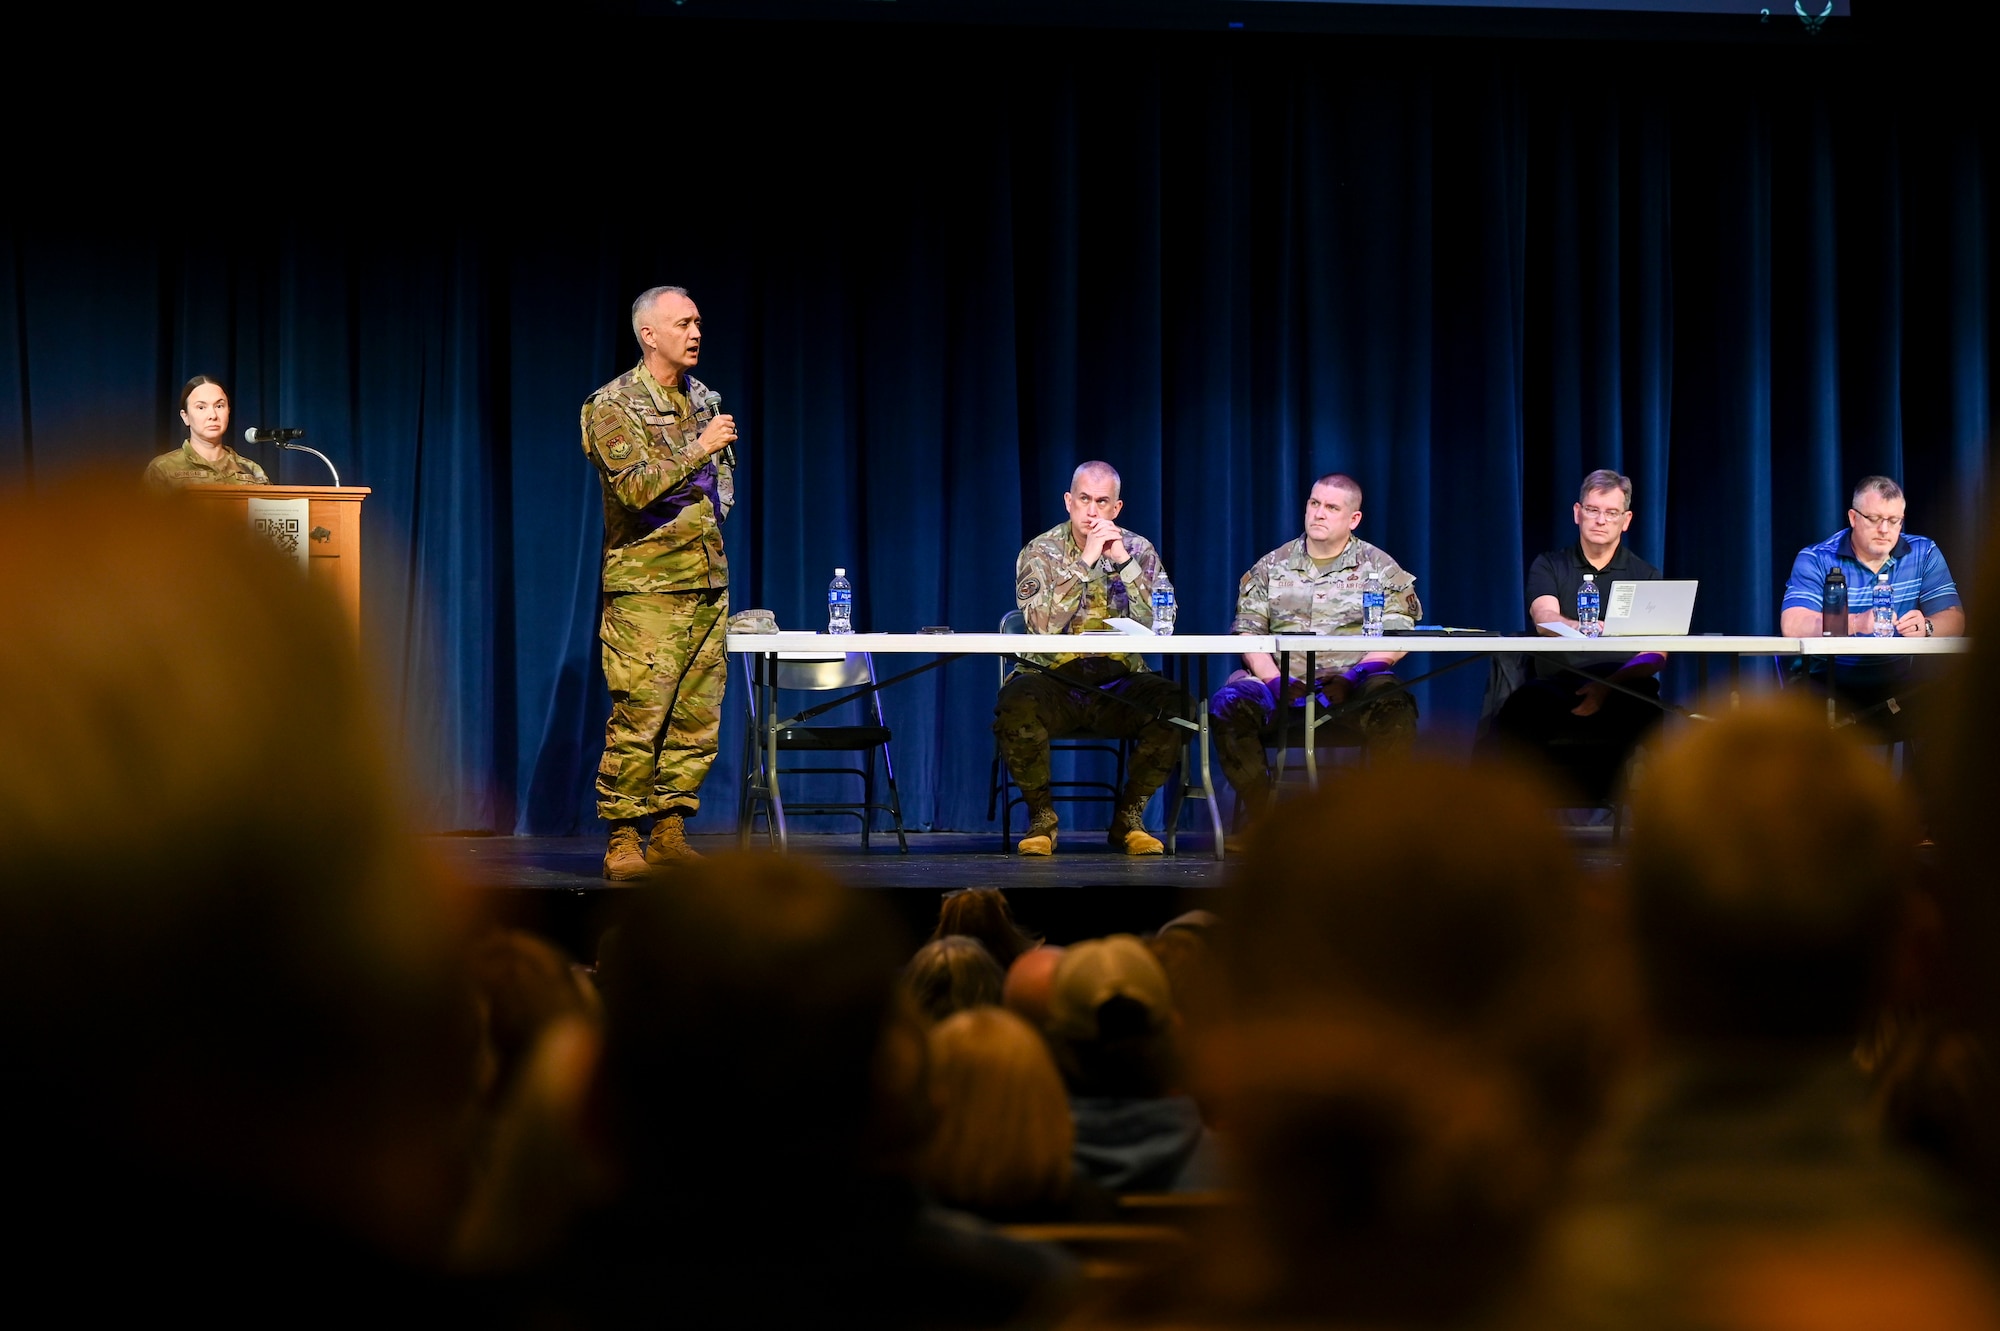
[275,441,341,487]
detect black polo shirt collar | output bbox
[1567,540,1640,577]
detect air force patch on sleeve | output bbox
[1017,576,1042,600]
[608,440,632,460]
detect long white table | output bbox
[727,631,1971,858]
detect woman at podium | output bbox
[143,375,269,489]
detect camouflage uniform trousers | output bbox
[993,657,1187,799]
[596,588,728,822]
[1210,668,1418,799]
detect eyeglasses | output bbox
[1579,506,1626,522]
[1851,509,1904,530]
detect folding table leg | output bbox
[1303,652,1319,791]
[1198,659,1225,861]
[763,653,789,851]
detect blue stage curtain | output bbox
[2,29,1992,834]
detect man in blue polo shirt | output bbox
[1779,476,1965,741]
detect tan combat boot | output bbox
[602,821,649,880]
[1016,790,1059,856]
[1109,801,1166,856]
[645,812,702,866]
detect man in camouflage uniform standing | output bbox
[1213,474,1420,818]
[581,285,738,878]
[997,461,1185,857]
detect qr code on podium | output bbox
[252,516,303,557]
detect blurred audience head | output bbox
[1630,698,1915,1048]
[0,481,478,1274]
[921,1007,1075,1215]
[930,886,1041,971]
[904,934,1005,1022]
[464,929,600,1112]
[593,852,904,1207]
[1003,944,1066,1028]
[1047,934,1180,1098]
[1148,918,1222,1030]
[1208,757,1628,1323]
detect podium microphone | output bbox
[701,390,735,469]
[244,427,341,487]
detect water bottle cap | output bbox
[834,568,846,577]
[1584,573,1595,582]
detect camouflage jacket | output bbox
[1232,535,1421,676]
[142,441,270,489]
[581,361,735,594]
[1013,520,1167,672]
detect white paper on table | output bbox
[246,497,311,572]
[1541,621,1586,639]
[1102,617,1154,635]
[1605,582,1641,620]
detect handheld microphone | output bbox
[701,390,735,469]
[244,427,307,445]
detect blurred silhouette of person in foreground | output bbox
[1078,758,1630,1328]
[1856,517,2000,1251]
[0,480,480,1323]
[552,853,1077,1329]
[1524,700,2000,1331]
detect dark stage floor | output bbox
[433,828,1623,962]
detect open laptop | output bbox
[1603,579,1697,636]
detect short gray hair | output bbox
[631,285,691,344]
[1070,461,1121,497]
[1852,475,1903,509]
[1579,469,1633,508]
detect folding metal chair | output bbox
[986,610,1131,851]
[740,651,909,851]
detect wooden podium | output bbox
[180,485,372,639]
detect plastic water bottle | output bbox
[1151,573,1177,636]
[1823,566,1848,637]
[827,568,853,634]
[1578,573,1602,638]
[1361,563,1385,636]
[1873,568,1895,637]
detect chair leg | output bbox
[992,749,1016,852]
[861,748,875,851]
[880,741,910,855]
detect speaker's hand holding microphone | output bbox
[697,390,737,467]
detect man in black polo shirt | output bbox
[1482,469,1667,800]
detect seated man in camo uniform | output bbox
[1211,473,1420,821]
[994,461,1186,857]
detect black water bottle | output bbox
[1823,566,1849,637]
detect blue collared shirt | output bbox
[1781,529,1960,677]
